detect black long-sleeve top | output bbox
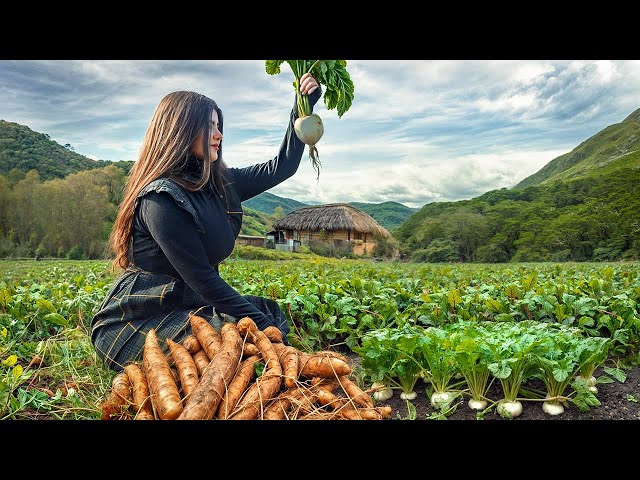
[130,89,321,328]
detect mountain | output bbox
[0,119,133,180]
[394,107,640,262]
[514,108,640,189]
[349,201,419,231]
[243,191,309,216]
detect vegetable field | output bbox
[1,258,639,420]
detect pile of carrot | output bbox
[100,314,393,420]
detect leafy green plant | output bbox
[531,326,601,415]
[483,321,543,419]
[265,60,355,179]
[574,335,612,395]
[355,325,427,400]
[417,326,463,410]
[448,321,494,411]
[0,354,33,419]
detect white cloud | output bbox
[268,148,569,209]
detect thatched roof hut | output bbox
[273,203,391,238]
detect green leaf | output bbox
[12,364,24,379]
[448,289,462,308]
[603,366,627,383]
[3,355,18,367]
[265,59,355,118]
[43,312,68,327]
[265,60,284,75]
[36,298,56,313]
[0,289,11,309]
[254,361,265,377]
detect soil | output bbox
[346,354,640,421]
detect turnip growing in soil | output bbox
[448,322,494,411]
[418,327,463,410]
[483,322,542,419]
[265,60,355,180]
[356,325,428,404]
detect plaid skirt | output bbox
[90,266,289,372]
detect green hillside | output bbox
[0,119,133,180]
[514,107,640,189]
[349,201,418,232]
[394,108,640,263]
[243,191,308,216]
[240,207,274,236]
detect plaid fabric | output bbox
[90,267,289,372]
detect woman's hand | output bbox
[299,73,319,95]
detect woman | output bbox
[91,73,321,372]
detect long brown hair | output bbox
[110,90,227,271]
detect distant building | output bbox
[235,235,266,247]
[272,203,391,256]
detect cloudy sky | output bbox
[1,60,639,209]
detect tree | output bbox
[443,209,490,262]
[9,170,40,244]
[372,233,399,260]
[418,238,458,263]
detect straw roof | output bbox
[273,203,391,238]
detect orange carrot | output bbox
[178,322,243,420]
[315,386,345,410]
[123,363,154,420]
[263,380,332,420]
[263,325,283,343]
[315,387,384,420]
[337,375,374,408]
[263,386,309,420]
[280,345,300,388]
[101,371,133,420]
[297,351,351,378]
[143,329,183,420]
[311,376,339,393]
[192,349,210,376]
[338,405,392,420]
[228,317,283,420]
[181,334,202,355]
[217,354,260,419]
[167,338,200,399]
[242,342,260,357]
[271,342,351,379]
[189,314,222,359]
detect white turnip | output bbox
[265,60,354,180]
[576,374,599,393]
[371,381,393,402]
[294,113,324,178]
[430,391,457,409]
[542,399,565,415]
[400,391,417,400]
[294,113,324,145]
[496,399,523,419]
[468,398,488,410]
